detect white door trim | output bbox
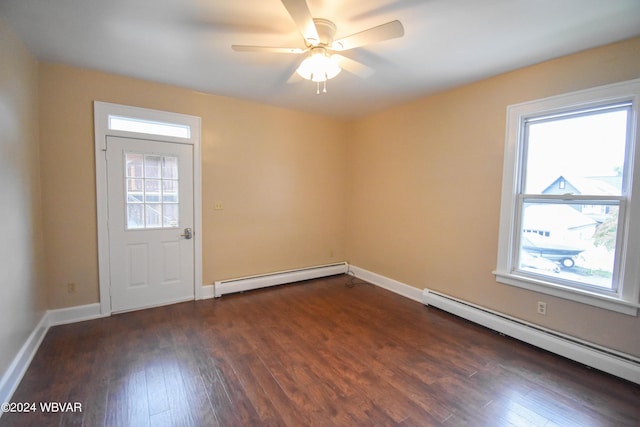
[94,101,203,315]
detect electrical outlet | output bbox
[537,301,547,315]
[67,283,76,294]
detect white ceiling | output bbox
[2,0,640,119]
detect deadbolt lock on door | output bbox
[180,227,193,239]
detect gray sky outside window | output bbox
[524,108,628,195]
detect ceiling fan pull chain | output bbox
[323,75,327,93]
[316,80,320,95]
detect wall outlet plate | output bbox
[537,301,547,315]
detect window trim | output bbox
[494,79,640,316]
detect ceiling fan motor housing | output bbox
[311,18,337,47]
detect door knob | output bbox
[180,227,193,239]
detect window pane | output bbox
[109,115,190,139]
[126,179,144,202]
[127,204,145,229]
[162,156,178,179]
[145,204,162,228]
[524,109,627,195]
[145,179,161,202]
[163,204,179,227]
[125,153,143,177]
[518,201,618,289]
[163,180,179,203]
[144,155,162,179]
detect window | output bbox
[108,115,191,139]
[495,79,640,315]
[124,152,180,230]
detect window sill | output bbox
[493,270,639,316]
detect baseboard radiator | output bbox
[422,289,640,384]
[214,262,348,298]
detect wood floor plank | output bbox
[1,275,639,427]
[161,351,218,427]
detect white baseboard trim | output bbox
[0,313,48,409]
[348,265,423,303]
[0,303,108,411]
[423,289,640,384]
[214,262,348,297]
[47,303,104,326]
[201,284,215,300]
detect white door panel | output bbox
[106,136,194,312]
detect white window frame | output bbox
[494,79,640,316]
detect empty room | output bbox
[1,0,640,426]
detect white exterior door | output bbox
[106,136,195,312]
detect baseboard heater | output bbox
[422,289,640,384]
[214,262,348,298]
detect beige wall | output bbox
[38,63,348,309]
[0,18,46,374]
[345,37,640,357]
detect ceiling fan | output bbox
[231,0,404,93]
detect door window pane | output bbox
[145,179,162,203]
[163,204,179,227]
[144,155,162,179]
[145,204,162,228]
[125,153,144,177]
[163,180,179,203]
[127,204,145,229]
[126,179,144,202]
[124,152,180,229]
[162,156,179,179]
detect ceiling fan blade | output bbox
[332,20,404,51]
[232,45,306,54]
[281,0,319,43]
[333,54,374,78]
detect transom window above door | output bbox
[125,152,180,230]
[108,115,191,139]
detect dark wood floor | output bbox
[2,275,639,426]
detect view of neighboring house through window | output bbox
[518,104,627,290]
[495,79,640,314]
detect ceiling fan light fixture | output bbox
[231,1,405,94]
[296,49,341,82]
